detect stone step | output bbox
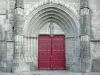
[0,71,100,75]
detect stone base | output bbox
[1,71,100,75]
[92,59,100,72]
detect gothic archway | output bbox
[23,3,81,71]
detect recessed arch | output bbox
[39,22,65,34]
[37,19,67,35]
[28,7,76,33]
[31,16,71,36]
[23,3,81,71]
[24,3,80,37]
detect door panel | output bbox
[38,35,65,70]
[51,60,65,70]
[38,60,51,70]
[51,35,65,70]
[38,36,51,70]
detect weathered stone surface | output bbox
[92,59,100,72]
[0,0,100,73]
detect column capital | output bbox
[15,0,24,9]
[80,35,90,41]
[80,0,89,9]
[80,7,90,15]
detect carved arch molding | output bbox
[23,3,82,72]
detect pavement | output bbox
[0,71,100,75]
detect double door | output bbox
[38,35,65,70]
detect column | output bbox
[6,0,15,72]
[80,0,91,72]
[13,0,30,73]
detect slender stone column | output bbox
[80,0,91,72]
[6,0,15,72]
[12,0,30,73]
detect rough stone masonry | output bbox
[0,0,100,74]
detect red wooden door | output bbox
[38,36,51,70]
[38,35,65,70]
[51,35,65,70]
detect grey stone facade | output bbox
[0,0,100,74]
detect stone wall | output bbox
[0,0,100,73]
[89,0,100,72]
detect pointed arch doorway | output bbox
[24,3,80,71]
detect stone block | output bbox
[92,59,100,72]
